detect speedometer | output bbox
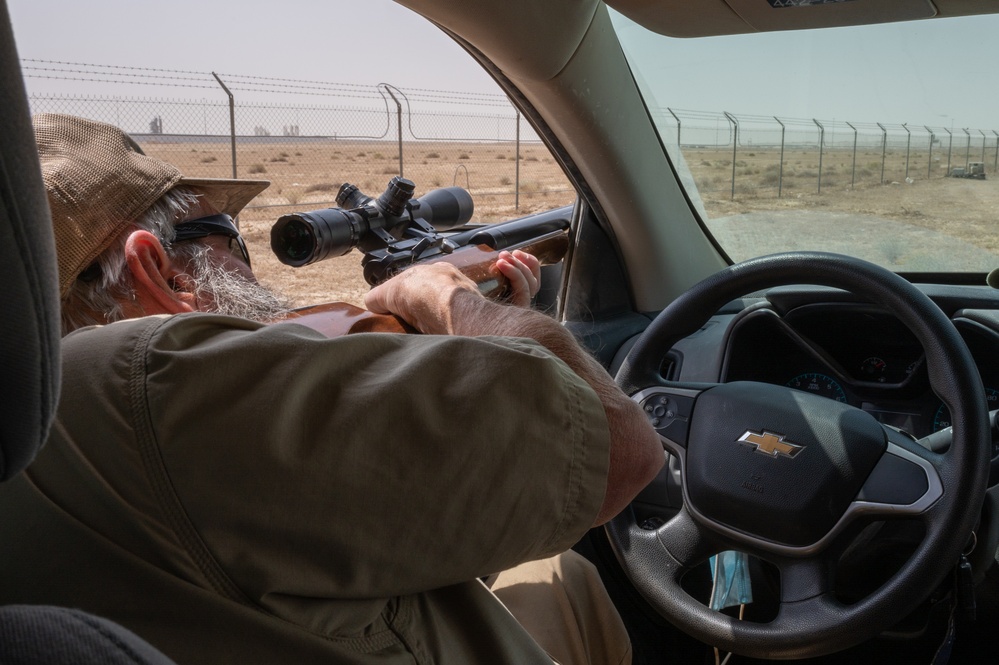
[786,373,848,403]
[933,387,999,431]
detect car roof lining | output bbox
[395,0,602,83]
[604,0,995,38]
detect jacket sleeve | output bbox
[137,314,611,602]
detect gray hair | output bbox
[60,187,202,334]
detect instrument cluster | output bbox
[720,303,999,440]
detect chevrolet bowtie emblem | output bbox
[738,430,805,458]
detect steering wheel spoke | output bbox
[658,505,723,568]
[775,556,833,605]
[851,427,944,520]
[607,505,722,586]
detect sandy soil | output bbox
[141,139,575,308]
[141,139,999,307]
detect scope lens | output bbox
[271,208,367,267]
[271,216,318,266]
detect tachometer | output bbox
[933,387,999,431]
[786,373,848,403]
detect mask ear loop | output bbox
[709,551,751,665]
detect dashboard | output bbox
[666,284,999,442]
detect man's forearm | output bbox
[446,290,664,525]
[364,262,664,523]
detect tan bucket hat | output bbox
[33,113,270,298]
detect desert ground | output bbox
[140,138,999,308]
[141,139,576,307]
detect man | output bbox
[0,114,663,664]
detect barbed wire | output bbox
[24,60,997,140]
[21,59,513,108]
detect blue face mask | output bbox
[708,550,753,611]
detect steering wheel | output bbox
[607,252,991,660]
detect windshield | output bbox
[610,11,999,274]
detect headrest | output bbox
[0,0,62,480]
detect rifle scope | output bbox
[270,177,474,267]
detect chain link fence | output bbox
[652,108,998,201]
[24,61,576,226]
[26,60,999,217]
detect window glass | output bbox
[611,11,999,273]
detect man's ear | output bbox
[124,230,197,315]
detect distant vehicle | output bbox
[950,161,987,179]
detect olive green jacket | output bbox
[0,313,611,664]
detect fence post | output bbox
[377,83,404,178]
[923,126,934,179]
[723,112,738,200]
[210,72,240,224]
[813,119,825,194]
[963,128,971,169]
[774,116,786,198]
[846,122,858,187]
[993,130,999,172]
[943,127,953,176]
[901,123,911,181]
[211,73,237,181]
[668,107,681,147]
[877,122,887,184]
[979,129,987,165]
[515,110,521,210]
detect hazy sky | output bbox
[8,0,999,131]
[7,0,500,95]
[611,11,999,132]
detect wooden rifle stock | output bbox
[276,230,568,337]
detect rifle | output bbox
[269,178,570,336]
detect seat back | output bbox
[0,0,60,480]
[0,3,176,662]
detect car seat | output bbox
[0,1,176,661]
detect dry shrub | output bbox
[200,155,218,163]
[305,183,341,194]
[520,180,542,197]
[459,153,470,160]
[760,172,781,187]
[248,163,266,174]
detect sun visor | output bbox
[724,0,936,32]
[605,0,940,37]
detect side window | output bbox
[19,13,573,307]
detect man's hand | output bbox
[495,250,541,308]
[365,250,542,333]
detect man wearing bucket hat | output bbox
[40,112,543,334]
[0,113,661,665]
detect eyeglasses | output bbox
[173,213,251,268]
